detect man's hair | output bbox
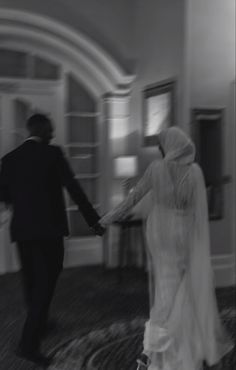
[26,113,51,137]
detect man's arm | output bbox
[56,147,105,235]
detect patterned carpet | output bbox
[49,306,236,370]
[0,266,235,370]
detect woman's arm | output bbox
[100,162,153,226]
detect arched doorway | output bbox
[0,8,135,273]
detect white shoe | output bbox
[136,353,150,369]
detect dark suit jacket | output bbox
[0,140,100,241]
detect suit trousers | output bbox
[17,238,64,352]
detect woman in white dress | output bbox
[100,127,233,370]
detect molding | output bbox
[0,78,61,95]
[0,8,135,97]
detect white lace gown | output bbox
[100,158,233,370]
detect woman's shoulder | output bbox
[150,158,163,169]
[191,162,203,175]
[190,162,206,185]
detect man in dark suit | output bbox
[0,113,105,367]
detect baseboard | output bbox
[63,237,103,267]
[0,235,103,274]
[104,244,236,288]
[212,254,236,287]
[0,233,235,288]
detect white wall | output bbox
[189,0,235,107]
[129,0,185,168]
[184,0,235,256]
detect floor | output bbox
[0,266,235,369]
[0,266,149,369]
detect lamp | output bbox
[114,156,138,178]
[112,156,138,205]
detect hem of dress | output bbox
[206,342,234,367]
[143,320,172,353]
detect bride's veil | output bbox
[187,163,233,364]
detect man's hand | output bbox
[91,222,106,236]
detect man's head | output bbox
[26,114,54,144]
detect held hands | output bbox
[91,221,106,236]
